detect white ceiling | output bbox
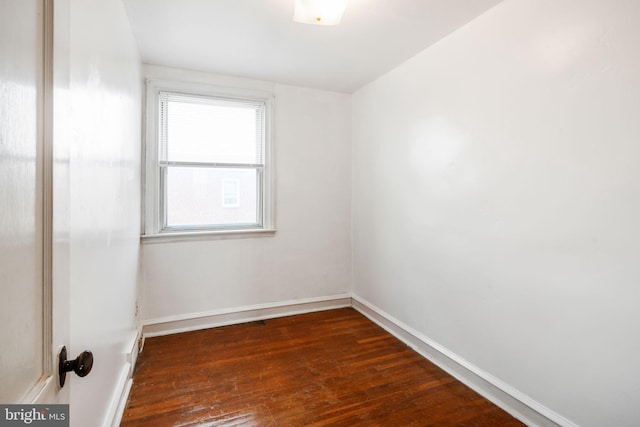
[123,0,502,93]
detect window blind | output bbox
[159,91,265,165]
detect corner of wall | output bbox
[351,294,576,427]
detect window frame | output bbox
[143,79,276,241]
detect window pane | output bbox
[165,167,259,228]
[160,92,264,164]
[222,179,239,208]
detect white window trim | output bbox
[142,79,276,242]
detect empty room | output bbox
[1,0,638,426]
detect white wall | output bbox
[68,0,141,425]
[141,66,351,322]
[351,0,640,426]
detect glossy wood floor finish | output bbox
[122,308,524,426]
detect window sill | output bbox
[141,228,277,244]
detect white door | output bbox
[0,0,70,404]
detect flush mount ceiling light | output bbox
[293,0,350,26]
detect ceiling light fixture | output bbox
[293,0,350,26]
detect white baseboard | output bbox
[103,363,132,427]
[136,293,575,427]
[105,328,142,427]
[109,378,132,427]
[142,294,352,338]
[351,295,577,427]
[128,326,143,378]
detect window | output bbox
[222,179,239,208]
[143,80,275,239]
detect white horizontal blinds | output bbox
[254,104,265,166]
[158,91,265,165]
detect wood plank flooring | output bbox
[121,308,524,426]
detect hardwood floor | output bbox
[121,308,524,426]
